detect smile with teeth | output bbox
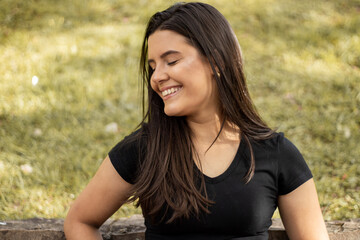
[161,87,182,97]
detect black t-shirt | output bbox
[108,131,313,239]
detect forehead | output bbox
[147,30,194,57]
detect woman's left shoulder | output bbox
[254,132,301,155]
[267,132,313,195]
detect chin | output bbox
[164,107,183,117]
[164,111,179,117]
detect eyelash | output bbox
[150,60,179,71]
[167,60,178,66]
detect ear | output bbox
[204,59,219,78]
[210,49,224,77]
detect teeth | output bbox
[162,87,181,97]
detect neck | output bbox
[186,114,240,146]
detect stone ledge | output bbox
[0,215,359,240]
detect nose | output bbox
[151,65,169,84]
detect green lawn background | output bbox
[0,0,359,220]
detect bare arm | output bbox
[64,156,133,240]
[278,178,329,240]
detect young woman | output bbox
[64,2,329,239]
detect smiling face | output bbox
[148,30,219,121]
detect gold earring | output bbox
[216,72,220,78]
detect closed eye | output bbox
[167,60,179,66]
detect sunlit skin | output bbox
[148,30,220,123]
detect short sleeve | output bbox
[108,131,142,184]
[277,133,313,195]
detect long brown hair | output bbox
[126,2,274,223]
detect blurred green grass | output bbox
[0,0,359,220]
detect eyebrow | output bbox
[147,50,181,65]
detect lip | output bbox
[161,86,183,100]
